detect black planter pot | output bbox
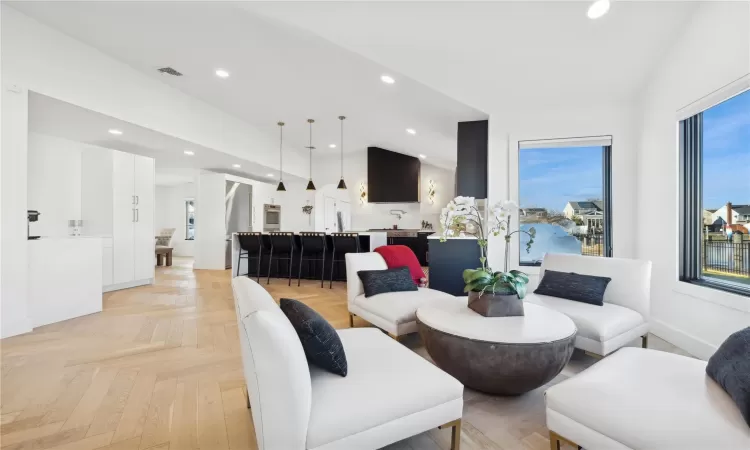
[468,290,524,317]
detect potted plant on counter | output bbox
[439,197,536,317]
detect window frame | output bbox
[517,137,614,267]
[679,86,750,298]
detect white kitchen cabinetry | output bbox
[82,149,155,291]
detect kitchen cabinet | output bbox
[82,148,155,291]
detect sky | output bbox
[519,89,749,212]
[519,146,603,212]
[702,89,750,210]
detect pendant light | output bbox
[276,121,286,191]
[336,116,347,190]
[305,119,316,191]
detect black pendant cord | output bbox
[337,115,347,190]
[278,122,284,181]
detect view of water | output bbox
[519,223,582,264]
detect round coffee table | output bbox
[416,298,577,395]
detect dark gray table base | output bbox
[417,319,576,396]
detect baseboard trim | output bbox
[650,319,717,361]
[103,278,153,293]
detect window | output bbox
[680,87,750,295]
[185,199,195,240]
[518,137,613,266]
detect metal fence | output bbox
[578,235,604,257]
[702,240,750,279]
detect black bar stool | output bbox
[330,232,360,288]
[298,232,328,288]
[267,232,297,286]
[236,232,264,282]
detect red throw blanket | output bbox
[374,245,426,287]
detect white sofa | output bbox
[525,253,652,356]
[345,252,459,338]
[231,277,464,450]
[546,348,750,449]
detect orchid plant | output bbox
[439,197,536,298]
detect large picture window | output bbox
[185,199,195,240]
[518,137,613,266]
[680,87,749,295]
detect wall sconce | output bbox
[428,180,436,204]
[359,182,367,205]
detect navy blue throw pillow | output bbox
[534,270,611,306]
[357,266,418,298]
[279,298,347,377]
[706,327,750,426]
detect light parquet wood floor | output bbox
[1,258,686,450]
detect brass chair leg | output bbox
[584,350,603,359]
[439,419,461,450]
[642,333,649,348]
[349,313,355,328]
[387,332,400,342]
[245,388,251,409]
[549,430,578,450]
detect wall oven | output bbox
[263,204,281,232]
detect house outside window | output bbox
[518,137,613,265]
[185,199,195,240]
[680,85,749,295]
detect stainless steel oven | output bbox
[263,204,281,232]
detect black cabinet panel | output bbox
[368,147,420,203]
[456,120,488,199]
[428,238,481,296]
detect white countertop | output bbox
[28,235,103,241]
[427,235,478,240]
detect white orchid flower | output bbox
[453,196,476,207]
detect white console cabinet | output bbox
[82,149,155,291]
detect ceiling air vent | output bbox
[157,67,183,77]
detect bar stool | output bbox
[298,232,328,288]
[236,232,264,282]
[330,232,360,288]
[267,232,297,286]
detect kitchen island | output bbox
[230,231,388,282]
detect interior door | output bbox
[324,197,337,232]
[112,151,135,284]
[133,155,155,281]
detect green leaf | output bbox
[509,270,529,284]
[463,269,491,283]
[514,281,527,299]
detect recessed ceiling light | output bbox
[108,129,123,135]
[329,144,336,148]
[587,0,610,19]
[266,173,274,177]
[381,75,395,84]
[215,69,230,78]
[406,128,416,135]
[183,150,194,156]
[232,164,241,168]
[419,154,426,159]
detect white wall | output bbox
[27,133,82,237]
[1,85,31,338]
[155,183,196,257]
[635,2,750,359]
[194,173,225,270]
[486,103,639,276]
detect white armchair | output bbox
[345,252,459,338]
[525,253,652,356]
[546,348,750,449]
[231,277,465,450]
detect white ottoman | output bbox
[545,348,750,449]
